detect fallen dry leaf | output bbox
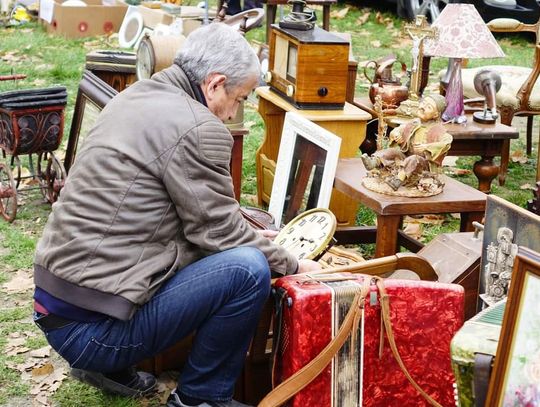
[511,150,528,164]
[357,29,372,37]
[34,392,49,406]
[6,359,43,373]
[31,364,67,406]
[2,269,34,293]
[32,79,47,87]
[156,372,178,404]
[442,156,459,167]
[520,183,535,190]
[356,11,370,25]
[30,346,52,359]
[375,11,393,26]
[1,51,22,63]
[6,336,29,356]
[404,214,445,225]
[403,222,423,240]
[370,40,382,48]
[330,7,349,19]
[32,362,54,377]
[447,167,472,176]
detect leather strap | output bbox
[473,353,494,407]
[258,277,371,407]
[374,277,442,407]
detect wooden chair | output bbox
[460,16,540,185]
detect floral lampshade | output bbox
[424,4,505,122]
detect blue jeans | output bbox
[35,247,271,401]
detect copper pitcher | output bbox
[364,55,409,108]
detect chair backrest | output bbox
[487,16,540,114]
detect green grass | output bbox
[0,4,537,406]
[53,380,155,407]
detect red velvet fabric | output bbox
[273,274,464,407]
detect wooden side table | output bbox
[255,86,371,225]
[444,119,519,193]
[352,97,519,193]
[334,158,487,258]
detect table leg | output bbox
[375,214,401,258]
[498,139,510,186]
[265,5,277,43]
[322,5,330,30]
[473,155,499,193]
[460,211,484,232]
[230,132,245,202]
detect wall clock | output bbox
[136,34,186,80]
[275,207,336,260]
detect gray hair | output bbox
[176,23,260,90]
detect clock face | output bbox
[136,39,154,80]
[275,208,336,260]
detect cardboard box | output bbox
[137,4,174,28]
[39,0,127,38]
[137,4,210,34]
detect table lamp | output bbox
[424,4,505,123]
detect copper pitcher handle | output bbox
[363,60,378,84]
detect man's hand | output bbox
[257,229,278,240]
[297,259,322,273]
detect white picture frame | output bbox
[268,112,341,228]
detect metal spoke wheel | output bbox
[0,162,18,222]
[37,152,66,204]
[10,155,21,189]
[398,0,455,22]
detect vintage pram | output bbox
[0,85,67,222]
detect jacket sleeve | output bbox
[162,117,298,276]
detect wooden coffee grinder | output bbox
[264,0,349,110]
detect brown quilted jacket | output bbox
[34,65,297,320]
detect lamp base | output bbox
[442,58,466,124]
[442,112,467,124]
[473,110,497,124]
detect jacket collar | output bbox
[151,63,207,107]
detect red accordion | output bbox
[271,273,464,407]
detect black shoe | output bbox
[71,367,156,398]
[166,388,253,407]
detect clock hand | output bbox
[285,236,307,251]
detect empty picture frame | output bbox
[64,70,118,174]
[268,111,341,227]
[486,246,540,406]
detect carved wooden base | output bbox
[473,156,499,193]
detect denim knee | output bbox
[229,246,271,298]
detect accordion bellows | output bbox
[273,274,464,407]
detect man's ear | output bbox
[204,74,227,100]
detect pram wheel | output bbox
[0,162,17,222]
[38,152,65,204]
